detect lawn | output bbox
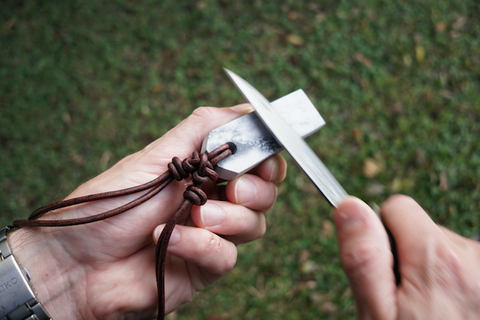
[1,1,479,319]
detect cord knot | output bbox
[166,143,235,206]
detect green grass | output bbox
[1,0,479,319]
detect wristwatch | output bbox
[0,227,51,320]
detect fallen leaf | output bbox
[391,101,405,114]
[403,54,412,67]
[300,260,318,274]
[366,182,385,196]
[305,280,317,290]
[354,52,372,67]
[341,287,352,301]
[100,150,112,170]
[321,220,334,238]
[310,291,331,304]
[288,11,299,20]
[453,16,466,30]
[315,12,327,22]
[363,158,383,178]
[285,34,304,46]
[71,153,85,167]
[353,127,362,142]
[63,112,71,125]
[439,172,448,191]
[320,301,338,315]
[325,60,335,69]
[415,45,425,63]
[299,249,309,263]
[152,84,163,93]
[141,105,150,115]
[416,147,426,166]
[197,1,207,9]
[390,177,402,193]
[4,18,15,30]
[435,21,447,33]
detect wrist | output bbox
[7,227,86,319]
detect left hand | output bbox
[8,104,287,320]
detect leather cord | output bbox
[11,143,235,320]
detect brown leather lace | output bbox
[12,143,236,320]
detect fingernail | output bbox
[337,211,365,232]
[230,104,254,114]
[201,202,225,227]
[154,225,180,246]
[334,198,370,232]
[268,156,279,182]
[234,175,257,205]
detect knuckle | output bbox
[191,106,216,120]
[203,235,237,275]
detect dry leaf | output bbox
[353,127,362,142]
[299,249,309,263]
[321,220,334,238]
[354,52,372,67]
[415,45,425,63]
[152,84,163,93]
[390,177,402,193]
[363,158,382,178]
[453,16,466,30]
[366,182,385,196]
[439,172,448,191]
[285,34,304,46]
[300,260,317,274]
[416,147,426,166]
[325,60,335,69]
[435,21,447,33]
[100,150,112,170]
[403,54,412,67]
[310,292,331,304]
[305,280,317,290]
[197,1,207,9]
[288,11,299,20]
[63,112,71,125]
[320,301,338,315]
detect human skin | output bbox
[334,195,480,319]
[7,104,287,320]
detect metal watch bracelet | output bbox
[0,227,51,320]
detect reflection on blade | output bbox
[224,68,348,207]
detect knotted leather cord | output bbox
[11,143,235,320]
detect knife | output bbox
[224,68,400,285]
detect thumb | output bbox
[334,197,397,319]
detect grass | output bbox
[1,0,479,319]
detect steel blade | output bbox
[224,68,348,207]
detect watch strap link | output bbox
[0,228,51,320]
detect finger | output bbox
[140,104,254,166]
[153,224,238,282]
[224,174,278,211]
[334,197,397,319]
[380,195,446,268]
[248,154,288,183]
[190,200,266,244]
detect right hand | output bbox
[333,195,480,319]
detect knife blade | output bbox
[224,68,348,208]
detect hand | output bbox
[8,104,287,320]
[333,195,480,319]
